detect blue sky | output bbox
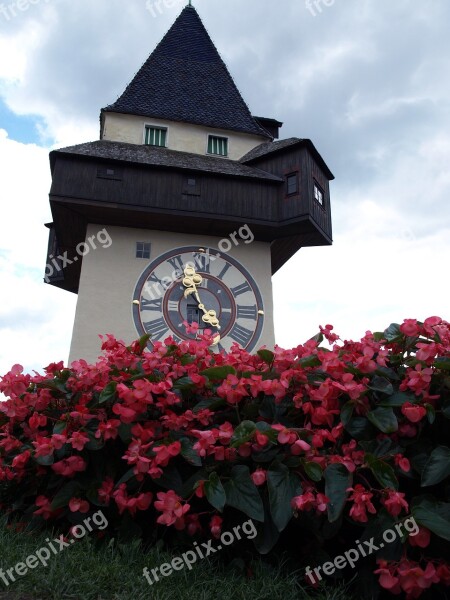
[0,99,45,144]
[0,0,449,375]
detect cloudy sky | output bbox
[0,0,449,375]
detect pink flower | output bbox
[52,456,86,477]
[154,490,190,527]
[409,527,431,548]
[401,402,426,423]
[69,431,90,451]
[98,477,115,505]
[347,484,376,523]
[291,439,311,455]
[69,498,90,513]
[382,490,409,517]
[400,319,421,338]
[34,496,54,520]
[251,468,267,486]
[210,515,223,539]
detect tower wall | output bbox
[68,225,275,363]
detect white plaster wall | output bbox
[101,113,265,161]
[69,225,275,364]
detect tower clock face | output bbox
[132,246,264,352]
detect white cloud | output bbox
[0,131,77,375]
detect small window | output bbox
[286,173,298,195]
[188,178,196,186]
[145,126,167,147]
[97,165,123,180]
[314,182,325,207]
[207,135,228,157]
[136,242,151,259]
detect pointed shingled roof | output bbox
[102,6,270,139]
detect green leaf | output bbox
[35,454,55,467]
[115,468,136,487]
[324,464,352,523]
[224,465,264,522]
[99,381,117,404]
[180,437,202,467]
[412,497,450,541]
[200,366,236,380]
[298,355,321,368]
[118,423,132,444]
[367,407,398,433]
[304,461,323,482]
[365,454,398,490]
[257,349,275,365]
[138,333,151,351]
[230,420,257,448]
[85,432,104,451]
[368,376,394,396]
[155,466,183,494]
[340,401,354,426]
[309,332,324,345]
[53,421,67,435]
[204,472,226,512]
[383,323,402,342]
[378,392,414,407]
[50,481,82,511]
[434,357,450,371]
[180,354,195,366]
[344,416,375,440]
[173,376,195,390]
[267,462,302,532]
[421,446,450,487]
[192,397,226,413]
[425,404,436,424]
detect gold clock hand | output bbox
[182,266,221,330]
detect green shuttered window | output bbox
[207,135,228,156]
[145,126,167,147]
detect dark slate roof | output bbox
[51,140,283,182]
[102,6,270,139]
[240,137,335,180]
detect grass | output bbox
[0,517,353,600]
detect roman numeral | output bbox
[143,318,169,341]
[141,298,162,311]
[217,263,231,280]
[231,281,252,297]
[237,305,257,320]
[229,324,253,347]
[192,252,211,274]
[146,271,161,284]
[168,300,179,313]
[167,255,185,272]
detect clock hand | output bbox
[182,266,221,330]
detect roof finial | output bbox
[188,0,192,5]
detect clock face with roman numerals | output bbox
[132,246,264,352]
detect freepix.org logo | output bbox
[0,0,53,22]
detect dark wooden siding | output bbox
[50,158,280,224]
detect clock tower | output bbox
[45,4,334,363]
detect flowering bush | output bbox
[1,318,449,598]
